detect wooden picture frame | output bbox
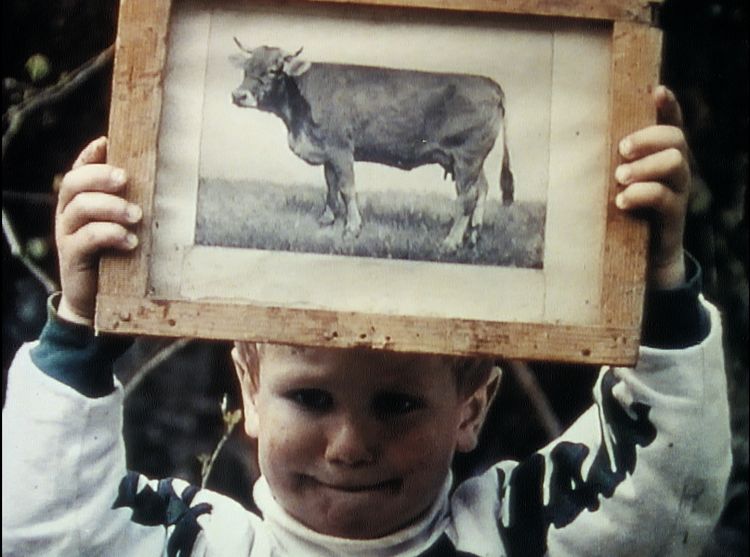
[97,0,663,365]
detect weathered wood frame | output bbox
[97,0,663,365]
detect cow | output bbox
[230,40,514,250]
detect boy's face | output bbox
[232,344,494,540]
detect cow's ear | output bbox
[229,53,247,68]
[283,58,311,77]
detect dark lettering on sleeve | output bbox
[498,369,657,557]
[112,471,213,557]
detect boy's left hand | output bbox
[615,85,691,290]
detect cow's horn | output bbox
[287,47,304,60]
[233,37,253,54]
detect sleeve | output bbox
[493,298,732,557]
[641,251,710,349]
[2,342,168,556]
[29,292,131,397]
[2,331,262,555]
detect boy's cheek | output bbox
[388,423,457,475]
[257,411,323,465]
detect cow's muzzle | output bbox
[231,89,257,108]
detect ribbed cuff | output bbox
[29,293,132,397]
[641,252,710,349]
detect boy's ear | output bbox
[456,366,502,453]
[231,343,261,439]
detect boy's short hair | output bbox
[446,356,498,397]
[235,341,497,398]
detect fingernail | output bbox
[615,193,627,209]
[111,168,127,186]
[125,233,139,248]
[125,232,138,249]
[615,165,631,183]
[126,204,142,223]
[619,138,632,157]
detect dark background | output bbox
[3,1,747,554]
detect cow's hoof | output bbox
[467,229,479,248]
[343,226,361,241]
[441,237,461,253]
[318,210,336,226]
[502,192,514,206]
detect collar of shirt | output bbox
[252,473,453,556]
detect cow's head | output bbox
[230,39,311,109]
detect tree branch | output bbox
[123,339,192,399]
[2,44,114,159]
[506,361,563,439]
[2,207,58,294]
[2,46,114,294]
[199,395,243,488]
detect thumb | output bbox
[72,136,108,169]
[655,86,684,128]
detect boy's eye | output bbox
[286,389,333,412]
[373,393,424,419]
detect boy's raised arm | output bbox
[22,137,142,396]
[55,136,141,326]
[485,87,731,557]
[1,139,167,555]
[618,86,709,349]
[615,85,690,291]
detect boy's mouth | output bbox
[302,475,402,493]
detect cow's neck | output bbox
[262,76,315,139]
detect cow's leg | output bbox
[443,162,481,251]
[330,155,361,239]
[468,170,489,246]
[320,162,344,226]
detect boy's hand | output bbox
[56,137,142,326]
[615,86,691,290]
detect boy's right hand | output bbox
[56,137,142,326]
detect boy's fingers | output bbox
[654,85,684,128]
[62,221,138,262]
[615,147,690,193]
[615,181,682,216]
[619,125,688,161]
[57,191,142,236]
[58,164,128,214]
[72,136,108,169]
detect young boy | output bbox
[2,87,732,556]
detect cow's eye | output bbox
[286,389,333,412]
[373,392,425,419]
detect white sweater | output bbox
[2,300,731,556]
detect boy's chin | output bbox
[302,509,425,540]
[288,487,432,540]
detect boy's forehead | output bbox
[257,343,452,378]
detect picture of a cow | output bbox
[230,40,514,250]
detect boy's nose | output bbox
[324,419,377,466]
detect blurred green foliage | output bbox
[24,53,51,83]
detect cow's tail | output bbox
[499,126,514,205]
